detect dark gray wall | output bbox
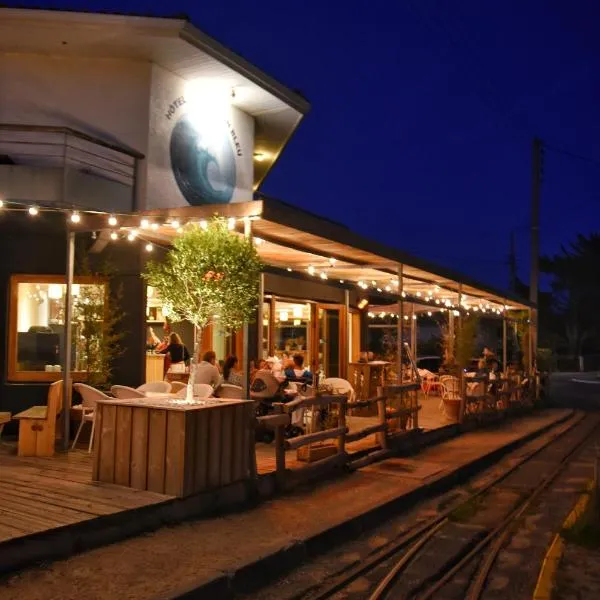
[0,213,145,433]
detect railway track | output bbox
[294,411,598,600]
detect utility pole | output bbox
[529,137,543,372]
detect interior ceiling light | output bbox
[28,205,39,216]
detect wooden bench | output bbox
[0,411,11,439]
[13,380,63,457]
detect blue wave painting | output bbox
[170,115,236,205]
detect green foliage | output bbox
[541,232,600,355]
[143,218,263,333]
[73,282,125,389]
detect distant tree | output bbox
[541,233,600,356]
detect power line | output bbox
[543,143,600,168]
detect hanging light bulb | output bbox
[385,285,391,292]
[199,220,208,230]
[70,211,81,223]
[339,279,345,284]
[329,257,337,266]
[108,215,118,227]
[254,237,264,245]
[127,230,138,242]
[170,219,180,229]
[140,218,150,229]
[427,311,432,317]
[28,205,39,216]
[145,243,153,252]
[150,222,159,231]
[320,271,328,280]
[307,265,316,276]
[0,199,4,208]
[287,267,293,272]
[227,217,236,230]
[401,291,407,298]
[110,231,118,241]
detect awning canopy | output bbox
[89,198,531,313]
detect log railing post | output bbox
[337,396,347,456]
[274,423,286,483]
[376,386,388,449]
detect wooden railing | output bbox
[460,373,533,421]
[257,383,422,485]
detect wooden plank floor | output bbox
[0,447,171,544]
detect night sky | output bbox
[17,0,600,291]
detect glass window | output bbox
[272,301,311,368]
[9,276,106,381]
[317,307,341,378]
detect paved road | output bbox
[548,371,600,410]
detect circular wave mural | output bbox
[169,115,236,205]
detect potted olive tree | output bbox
[143,218,262,402]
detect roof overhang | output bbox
[0,8,310,188]
[86,198,530,312]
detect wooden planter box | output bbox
[297,443,337,463]
[93,397,254,497]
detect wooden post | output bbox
[397,265,404,383]
[502,313,508,373]
[274,424,286,482]
[257,272,265,361]
[376,386,388,450]
[337,396,347,456]
[410,304,416,358]
[459,374,467,423]
[61,230,75,451]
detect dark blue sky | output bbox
[20,0,600,291]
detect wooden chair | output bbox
[0,411,11,441]
[13,380,63,457]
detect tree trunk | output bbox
[186,325,203,402]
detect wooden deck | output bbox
[0,448,172,543]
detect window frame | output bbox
[7,274,107,382]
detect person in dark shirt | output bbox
[284,354,313,384]
[159,332,190,364]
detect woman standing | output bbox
[159,332,190,366]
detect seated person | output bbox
[195,350,221,387]
[284,354,313,384]
[223,355,243,387]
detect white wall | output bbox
[0,53,152,207]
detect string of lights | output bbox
[0,199,513,313]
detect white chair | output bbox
[170,381,187,393]
[194,383,214,398]
[250,370,282,400]
[137,381,171,394]
[321,377,355,402]
[72,383,110,453]
[216,383,243,399]
[111,385,145,400]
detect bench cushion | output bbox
[13,406,48,420]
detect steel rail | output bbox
[299,411,582,600]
